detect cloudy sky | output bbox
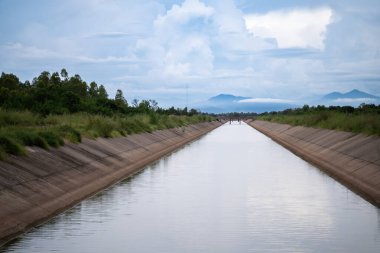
[0,0,379,107]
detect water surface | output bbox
[2,122,380,252]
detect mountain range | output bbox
[197,89,379,113]
[321,89,379,101]
[198,94,297,113]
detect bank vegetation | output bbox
[257,104,380,136]
[0,70,212,159]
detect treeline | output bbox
[260,104,380,116]
[257,104,380,136]
[0,69,199,116]
[0,69,213,159]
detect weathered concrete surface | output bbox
[246,119,380,207]
[0,121,222,246]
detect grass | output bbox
[257,111,380,136]
[0,108,214,160]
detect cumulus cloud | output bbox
[244,8,333,50]
[133,0,216,81]
[131,0,276,87]
[1,0,379,106]
[154,0,214,28]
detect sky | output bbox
[0,0,379,107]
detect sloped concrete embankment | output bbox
[0,121,222,246]
[246,120,380,207]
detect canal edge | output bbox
[0,121,223,248]
[245,119,380,208]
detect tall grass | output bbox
[0,109,214,159]
[0,109,42,127]
[257,112,380,136]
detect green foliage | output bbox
[0,109,41,127]
[58,125,81,143]
[257,104,380,136]
[0,134,26,156]
[86,116,118,138]
[0,147,5,160]
[0,69,214,159]
[38,131,64,148]
[0,110,214,159]
[14,130,49,149]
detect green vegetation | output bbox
[0,70,213,159]
[257,104,380,136]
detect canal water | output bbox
[1,122,380,252]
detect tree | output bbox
[138,100,151,113]
[34,71,51,88]
[115,89,128,108]
[189,108,198,115]
[61,91,81,112]
[60,68,68,80]
[50,72,61,86]
[89,81,98,98]
[98,85,108,99]
[115,89,125,102]
[67,75,87,98]
[0,73,20,90]
[149,99,158,111]
[132,99,139,107]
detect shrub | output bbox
[58,125,81,143]
[0,147,6,160]
[14,130,49,149]
[86,117,117,137]
[0,109,41,127]
[0,135,25,155]
[38,131,64,147]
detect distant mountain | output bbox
[323,92,343,100]
[208,94,250,103]
[319,89,380,106]
[197,90,380,113]
[323,89,379,100]
[198,93,298,113]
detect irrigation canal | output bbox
[1,122,379,252]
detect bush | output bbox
[58,125,81,143]
[0,135,25,155]
[14,130,49,149]
[38,131,64,147]
[257,105,380,136]
[86,117,117,137]
[0,108,214,158]
[0,147,5,160]
[0,109,41,127]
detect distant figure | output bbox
[229,119,231,124]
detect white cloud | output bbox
[238,98,294,103]
[4,43,62,59]
[3,43,139,64]
[244,8,333,50]
[154,0,214,28]
[134,0,216,80]
[1,0,379,105]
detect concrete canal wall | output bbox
[247,120,380,207]
[0,121,222,246]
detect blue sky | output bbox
[0,0,379,107]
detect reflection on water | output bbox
[1,122,380,252]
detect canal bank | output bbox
[0,121,222,247]
[246,120,380,207]
[2,122,379,253]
